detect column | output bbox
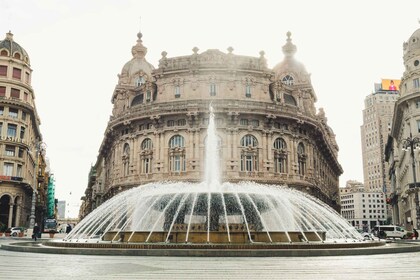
[8,203,14,227]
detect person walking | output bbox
[414,229,419,240]
[32,223,40,241]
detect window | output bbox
[245,85,251,98]
[136,76,145,87]
[169,135,186,172]
[0,50,7,56]
[5,145,15,156]
[18,148,24,158]
[21,111,27,121]
[167,120,175,127]
[0,122,2,136]
[170,135,184,148]
[0,65,7,76]
[0,106,3,115]
[14,53,21,59]
[177,119,186,126]
[282,75,294,86]
[146,90,151,101]
[273,138,287,173]
[122,143,130,176]
[0,86,5,97]
[131,93,144,106]
[209,83,216,96]
[10,88,20,99]
[20,127,25,139]
[175,85,180,98]
[3,162,13,176]
[240,119,248,126]
[16,164,22,177]
[141,138,153,150]
[7,124,17,137]
[24,92,28,101]
[141,138,153,174]
[25,72,30,83]
[417,120,420,133]
[240,135,258,172]
[414,78,420,89]
[12,68,21,80]
[9,108,18,118]
[241,134,258,147]
[297,142,306,176]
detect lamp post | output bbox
[402,132,420,229]
[28,142,40,229]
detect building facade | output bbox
[340,180,387,231]
[80,32,343,218]
[388,26,420,230]
[361,82,399,193]
[0,32,48,230]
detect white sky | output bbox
[2,0,420,218]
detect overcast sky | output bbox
[2,0,420,218]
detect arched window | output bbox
[240,134,259,172]
[273,138,287,173]
[241,134,258,147]
[297,142,306,176]
[284,94,297,106]
[141,138,153,174]
[122,143,130,176]
[281,75,294,86]
[13,53,21,60]
[169,135,185,172]
[0,50,8,56]
[131,94,144,106]
[141,138,153,150]
[136,76,145,87]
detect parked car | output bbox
[5,227,27,237]
[372,225,408,239]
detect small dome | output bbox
[404,27,420,55]
[119,32,155,85]
[273,32,310,84]
[0,31,30,64]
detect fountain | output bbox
[63,105,365,246]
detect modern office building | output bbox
[0,31,48,229]
[361,81,399,194]
[80,32,343,218]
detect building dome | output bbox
[118,32,154,86]
[406,28,420,50]
[0,31,30,64]
[273,32,310,84]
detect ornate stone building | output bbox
[387,25,420,230]
[80,32,343,218]
[0,32,48,230]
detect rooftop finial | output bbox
[282,31,297,58]
[6,31,13,40]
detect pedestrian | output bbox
[32,223,40,241]
[66,224,72,234]
[414,229,419,240]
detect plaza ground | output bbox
[2,236,420,279]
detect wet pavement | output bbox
[1,237,420,279]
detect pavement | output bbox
[2,237,420,279]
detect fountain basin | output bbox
[104,230,327,243]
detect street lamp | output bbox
[402,132,420,229]
[28,142,40,229]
